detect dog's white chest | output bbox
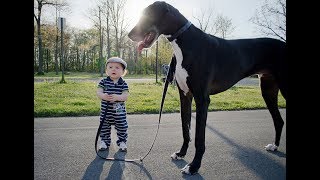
[171,41,189,96]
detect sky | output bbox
[44,0,267,39]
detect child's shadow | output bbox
[105,150,127,180]
[83,150,153,180]
[82,150,110,180]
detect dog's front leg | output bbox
[181,94,210,175]
[171,85,193,160]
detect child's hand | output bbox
[104,94,118,102]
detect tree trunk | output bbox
[46,49,50,73]
[55,34,59,75]
[99,7,104,77]
[37,18,44,75]
[106,1,111,59]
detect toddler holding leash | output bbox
[96,57,129,152]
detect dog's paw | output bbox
[265,143,278,151]
[181,164,198,175]
[170,152,184,160]
[181,164,191,174]
[181,164,199,175]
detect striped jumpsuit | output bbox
[98,76,129,147]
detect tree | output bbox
[213,14,235,39]
[102,1,111,60]
[108,0,129,57]
[54,0,68,75]
[87,3,105,76]
[193,8,216,35]
[250,0,286,42]
[34,0,67,75]
[98,6,104,77]
[41,24,56,72]
[193,8,235,39]
[88,0,130,76]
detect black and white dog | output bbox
[128,1,287,175]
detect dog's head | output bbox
[128,1,188,52]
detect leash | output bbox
[94,62,172,162]
[94,113,142,162]
[94,116,141,162]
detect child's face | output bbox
[106,62,124,80]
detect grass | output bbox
[34,80,286,117]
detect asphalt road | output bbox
[34,109,286,180]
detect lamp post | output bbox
[58,17,66,83]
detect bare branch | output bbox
[192,7,218,35]
[250,0,286,41]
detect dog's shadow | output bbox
[267,150,286,158]
[205,123,286,179]
[82,150,152,180]
[171,158,188,170]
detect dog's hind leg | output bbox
[260,74,284,151]
[171,86,193,160]
[277,73,287,100]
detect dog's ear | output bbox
[146,1,169,17]
[159,1,171,13]
[163,1,170,13]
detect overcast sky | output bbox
[43,0,267,39]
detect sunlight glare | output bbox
[125,0,150,30]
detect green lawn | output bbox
[34,81,286,117]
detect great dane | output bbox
[128,1,287,175]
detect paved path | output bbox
[34,109,286,179]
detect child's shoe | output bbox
[99,141,108,151]
[119,142,127,152]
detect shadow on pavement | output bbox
[82,154,107,180]
[82,150,153,180]
[105,151,126,180]
[205,124,286,179]
[171,159,205,179]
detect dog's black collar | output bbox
[167,21,192,42]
